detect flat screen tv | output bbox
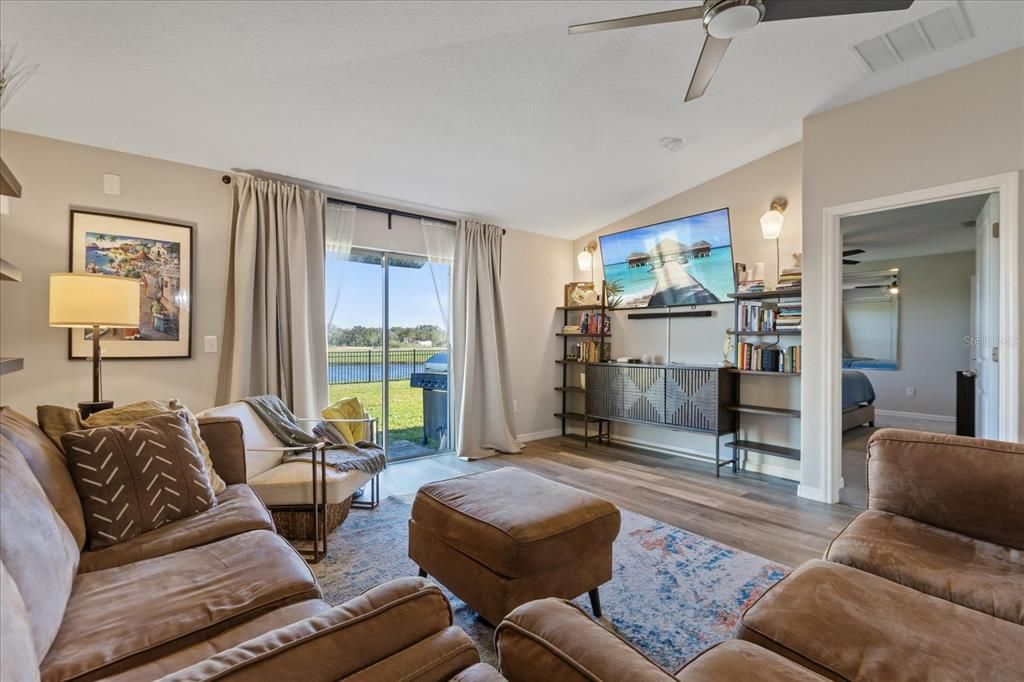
[599,207,735,309]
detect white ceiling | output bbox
[841,193,990,262]
[2,1,1021,238]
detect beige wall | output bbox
[0,130,233,415]
[844,251,975,418]
[0,130,571,441]
[570,143,803,479]
[802,49,1024,499]
[501,229,574,439]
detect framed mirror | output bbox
[841,269,899,370]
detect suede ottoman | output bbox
[408,467,620,625]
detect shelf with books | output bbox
[556,283,611,444]
[729,289,802,300]
[727,329,801,336]
[726,369,801,377]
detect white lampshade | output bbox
[577,249,593,272]
[760,209,785,240]
[49,273,140,328]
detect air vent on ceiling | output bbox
[850,2,973,74]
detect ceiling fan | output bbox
[843,248,865,265]
[569,0,914,102]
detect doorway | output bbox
[326,248,452,462]
[837,194,993,507]
[811,172,1019,504]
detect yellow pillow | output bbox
[321,397,366,444]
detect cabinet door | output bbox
[621,366,666,424]
[586,365,622,418]
[665,368,718,432]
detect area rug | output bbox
[310,494,788,672]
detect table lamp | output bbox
[49,273,140,418]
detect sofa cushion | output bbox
[39,400,227,494]
[736,560,1024,681]
[1,406,86,549]
[249,461,372,506]
[0,439,79,663]
[40,529,320,681]
[411,468,621,577]
[79,484,275,573]
[62,412,218,549]
[450,663,508,682]
[826,510,1024,624]
[677,640,826,681]
[1,561,41,682]
[101,600,331,682]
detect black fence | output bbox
[327,348,440,384]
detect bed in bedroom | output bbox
[842,369,876,431]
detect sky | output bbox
[326,257,449,329]
[598,207,733,266]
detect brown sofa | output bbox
[0,406,488,682]
[493,429,1024,681]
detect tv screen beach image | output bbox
[599,208,735,309]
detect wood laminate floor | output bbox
[372,436,859,567]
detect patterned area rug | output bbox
[310,494,788,672]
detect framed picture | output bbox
[564,281,599,308]
[69,209,193,359]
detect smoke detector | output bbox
[850,2,973,74]
[658,136,688,152]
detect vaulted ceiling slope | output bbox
[1,1,1021,238]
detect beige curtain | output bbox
[216,176,327,418]
[451,219,521,459]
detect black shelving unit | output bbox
[726,289,802,469]
[556,293,609,444]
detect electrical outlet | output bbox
[204,336,218,353]
[905,387,916,397]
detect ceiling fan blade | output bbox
[762,1,913,22]
[569,6,704,35]
[843,259,861,265]
[685,35,731,102]
[843,248,866,256]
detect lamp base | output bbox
[78,400,114,420]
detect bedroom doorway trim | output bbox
[815,172,1019,504]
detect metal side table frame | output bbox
[297,416,381,510]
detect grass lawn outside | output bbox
[328,380,436,447]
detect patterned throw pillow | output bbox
[61,412,217,550]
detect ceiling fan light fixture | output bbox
[704,0,765,39]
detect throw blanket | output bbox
[242,395,387,475]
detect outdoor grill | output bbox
[410,351,448,447]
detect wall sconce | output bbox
[760,198,787,240]
[577,240,597,281]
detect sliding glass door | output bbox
[326,248,451,462]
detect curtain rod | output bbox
[222,173,505,235]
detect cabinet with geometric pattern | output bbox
[585,363,737,476]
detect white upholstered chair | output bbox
[197,402,375,560]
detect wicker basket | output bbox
[271,495,354,541]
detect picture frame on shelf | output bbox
[564,281,599,307]
[68,208,193,359]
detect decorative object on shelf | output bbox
[69,209,193,359]
[564,281,599,307]
[722,331,735,367]
[49,273,140,418]
[576,240,597,281]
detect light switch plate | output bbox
[204,335,218,353]
[103,173,121,195]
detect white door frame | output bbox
[816,172,1019,503]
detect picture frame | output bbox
[68,208,193,359]
[564,281,599,307]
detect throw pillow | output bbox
[38,399,226,494]
[320,397,366,444]
[61,412,217,550]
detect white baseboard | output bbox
[517,428,562,443]
[797,484,827,502]
[875,409,955,424]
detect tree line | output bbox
[328,324,447,348]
